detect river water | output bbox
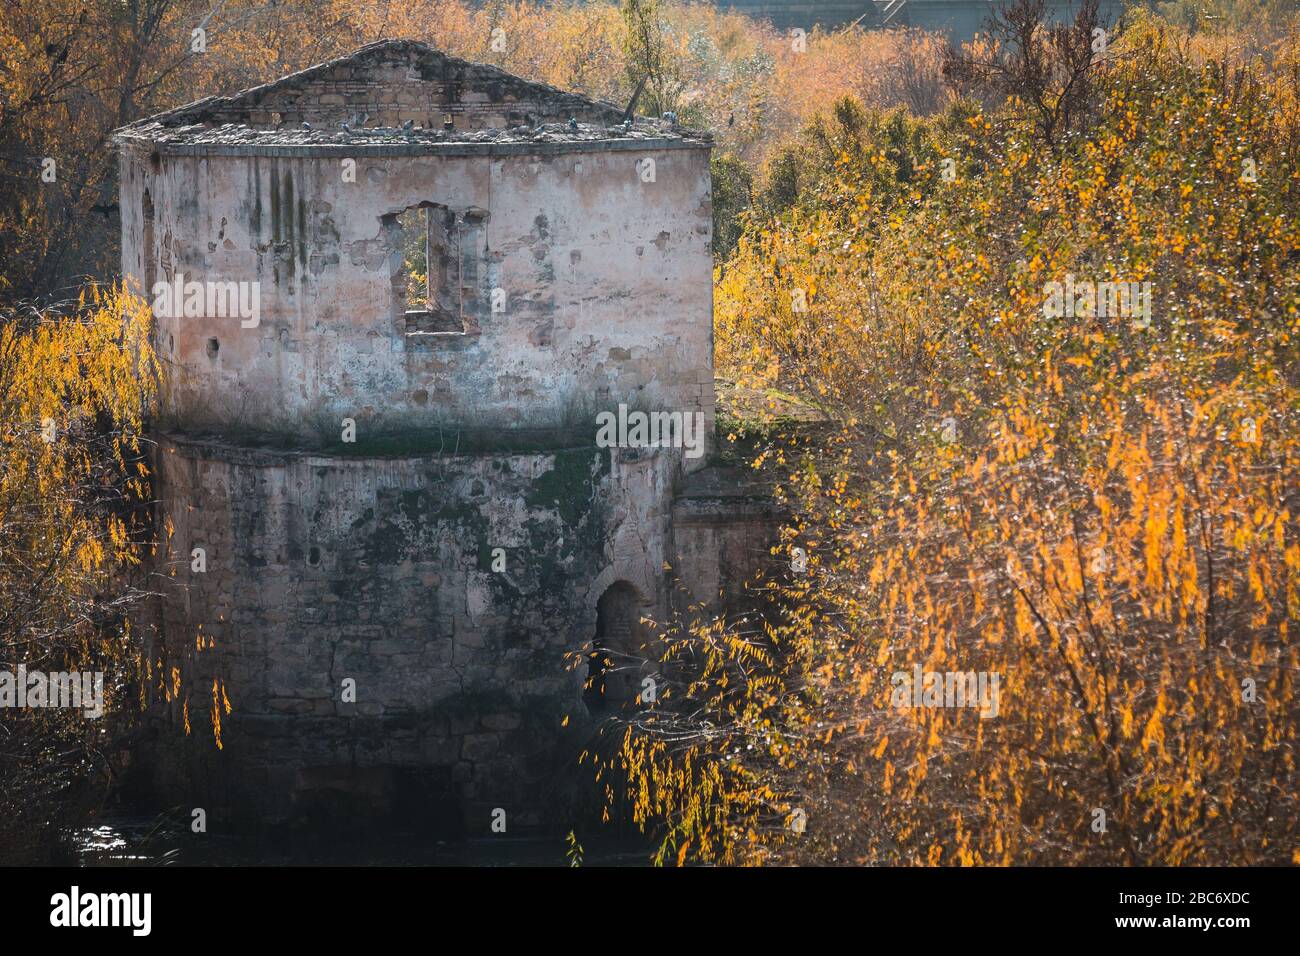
[69,817,650,867]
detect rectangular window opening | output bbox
[396,206,464,336]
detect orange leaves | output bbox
[617,9,1299,867]
[1141,692,1167,757]
[210,678,225,751]
[1,283,167,821]
[1014,590,1037,642]
[1143,500,1170,594]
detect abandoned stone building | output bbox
[114,39,775,829]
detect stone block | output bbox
[461,733,500,761]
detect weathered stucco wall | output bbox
[118,142,714,451]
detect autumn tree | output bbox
[605,8,1299,866]
[943,0,1108,154]
[1,0,969,303]
[0,285,158,862]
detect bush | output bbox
[610,10,1300,866]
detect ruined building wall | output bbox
[117,42,764,829]
[119,141,713,451]
[671,466,784,614]
[147,435,686,825]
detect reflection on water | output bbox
[68,817,650,867]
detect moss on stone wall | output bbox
[525,447,609,527]
[316,426,598,458]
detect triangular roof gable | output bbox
[119,39,624,135]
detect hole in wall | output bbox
[308,546,321,567]
[584,581,644,716]
[381,203,489,337]
[206,337,219,360]
[142,189,156,297]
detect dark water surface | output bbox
[69,817,650,867]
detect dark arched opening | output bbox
[584,581,642,715]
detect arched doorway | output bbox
[583,582,644,715]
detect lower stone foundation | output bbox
[136,433,777,831]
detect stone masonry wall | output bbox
[144,433,683,828]
[179,40,624,131]
[670,465,784,617]
[119,44,733,831]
